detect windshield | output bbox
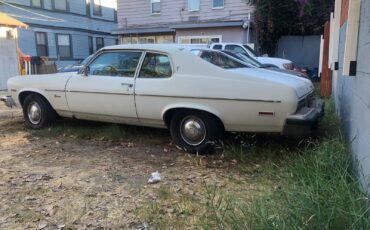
[191,50,248,69]
[243,45,258,57]
[81,54,94,65]
[234,53,263,68]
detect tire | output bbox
[169,110,223,154]
[22,94,57,129]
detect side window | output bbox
[88,52,142,77]
[139,53,172,78]
[212,44,222,50]
[225,45,246,54]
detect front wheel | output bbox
[22,94,57,129]
[170,111,223,153]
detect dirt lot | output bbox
[0,101,271,229]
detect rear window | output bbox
[212,44,222,50]
[191,50,248,69]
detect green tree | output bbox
[247,0,334,55]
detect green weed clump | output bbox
[217,138,370,229]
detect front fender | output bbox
[15,88,50,107]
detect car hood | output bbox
[230,68,314,99]
[255,57,291,69]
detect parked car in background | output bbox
[1,45,324,153]
[210,43,294,70]
[221,50,309,79]
[58,55,94,73]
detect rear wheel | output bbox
[170,110,223,153]
[22,94,57,129]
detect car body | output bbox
[210,43,294,70]
[1,45,324,153]
[221,50,309,79]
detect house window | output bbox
[86,0,91,16]
[88,36,94,55]
[31,0,42,8]
[96,37,104,50]
[151,0,161,14]
[213,0,224,8]
[178,35,221,44]
[139,36,155,44]
[57,34,72,59]
[35,32,48,56]
[121,35,173,44]
[188,0,200,11]
[54,0,68,11]
[93,0,102,16]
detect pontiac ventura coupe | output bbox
[1,45,324,153]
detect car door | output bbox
[66,50,143,124]
[134,52,174,127]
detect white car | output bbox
[1,45,324,153]
[210,43,294,70]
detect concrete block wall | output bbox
[333,0,370,191]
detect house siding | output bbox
[333,0,370,191]
[116,0,255,45]
[0,0,118,67]
[118,0,253,28]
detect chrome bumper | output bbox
[0,96,16,108]
[283,98,325,136]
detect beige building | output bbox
[114,0,255,45]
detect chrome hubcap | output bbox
[180,116,206,146]
[27,102,42,125]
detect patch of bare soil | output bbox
[0,103,265,229]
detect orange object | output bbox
[0,12,28,28]
[22,56,32,62]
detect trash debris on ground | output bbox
[148,171,161,184]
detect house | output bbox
[0,0,118,68]
[0,13,27,90]
[327,0,370,192]
[113,0,255,46]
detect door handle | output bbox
[121,83,133,88]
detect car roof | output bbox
[102,44,223,54]
[102,44,192,53]
[211,43,244,46]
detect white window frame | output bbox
[188,0,200,12]
[151,0,161,14]
[212,0,224,9]
[177,35,222,44]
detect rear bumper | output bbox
[0,95,16,108]
[283,98,325,136]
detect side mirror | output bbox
[83,66,90,77]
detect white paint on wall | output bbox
[343,0,361,76]
[319,35,324,77]
[329,12,335,69]
[332,0,342,68]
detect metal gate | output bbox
[0,38,19,90]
